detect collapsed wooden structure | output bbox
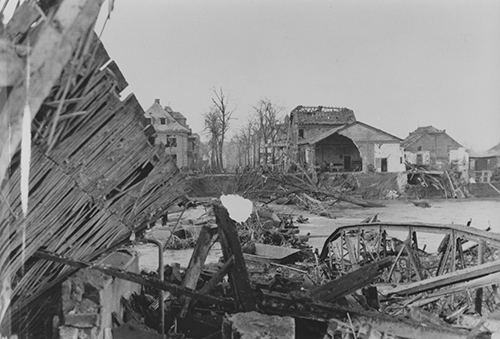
[0,1,186,335]
[1,1,498,338]
[319,221,500,318]
[34,204,474,339]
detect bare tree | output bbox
[253,99,283,165]
[203,110,221,171]
[225,99,285,170]
[211,88,232,170]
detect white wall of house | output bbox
[156,132,189,168]
[449,147,469,179]
[374,143,405,172]
[405,150,430,166]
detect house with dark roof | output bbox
[144,99,200,169]
[469,142,500,183]
[402,126,463,169]
[289,106,404,173]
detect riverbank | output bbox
[136,198,500,270]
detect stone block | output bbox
[59,326,79,339]
[77,327,98,339]
[222,311,294,339]
[64,313,100,328]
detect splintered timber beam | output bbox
[11,211,160,316]
[36,250,467,339]
[34,250,234,309]
[183,226,218,291]
[310,257,393,302]
[198,256,234,295]
[408,272,500,305]
[213,204,256,311]
[0,0,106,185]
[180,225,218,317]
[385,259,500,297]
[259,291,468,339]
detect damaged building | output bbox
[289,106,405,173]
[145,99,200,170]
[469,142,500,183]
[2,2,500,339]
[403,126,465,170]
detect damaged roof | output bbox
[402,125,462,148]
[156,120,191,133]
[145,100,177,122]
[302,121,402,145]
[469,142,500,158]
[291,105,356,125]
[165,106,187,122]
[145,101,190,133]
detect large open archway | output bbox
[315,133,363,171]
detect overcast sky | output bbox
[96,1,496,150]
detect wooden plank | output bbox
[310,257,393,302]
[0,0,105,187]
[260,290,468,339]
[199,256,234,295]
[384,260,500,296]
[345,235,358,265]
[412,272,500,302]
[91,36,111,68]
[405,244,423,281]
[475,241,485,315]
[34,250,233,308]
[180,225,218,317]
[213,204,256,311]
[6,1,41,42]
[105,61,128,92]
[387,241,406,282]
[437,234,451,276]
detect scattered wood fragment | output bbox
[34,249,234,309]
[311,257,393,303]
[180,225,218,317]
[214,204,256,311]
[384,260,500,297]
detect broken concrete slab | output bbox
[222,311,295,339]
[59,250,141,338]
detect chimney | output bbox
[154,98,160,104]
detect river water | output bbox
[136,198,500,271]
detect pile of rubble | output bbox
[155,200,312,254]
[406,162,471,199]
[86,201,500,339]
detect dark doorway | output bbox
[416,154,423,165]
[343,155,351,171]
[381,158,388,172]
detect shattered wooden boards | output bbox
[310,257,393,302]
[0,4,187,334]
[0,0,105,187]
[213,204,256,311]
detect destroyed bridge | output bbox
[0,1,500,339]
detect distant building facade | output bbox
[145,99,200,169]
[289,106,404,173]
[469,142,500,183]
[402,126,463,169]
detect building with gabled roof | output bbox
[402,126,463,169]
[291,105,356,125]
[165,106,189,128]
[145,99,200,169]
[469,142,500,183]
[288,105,404,173]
